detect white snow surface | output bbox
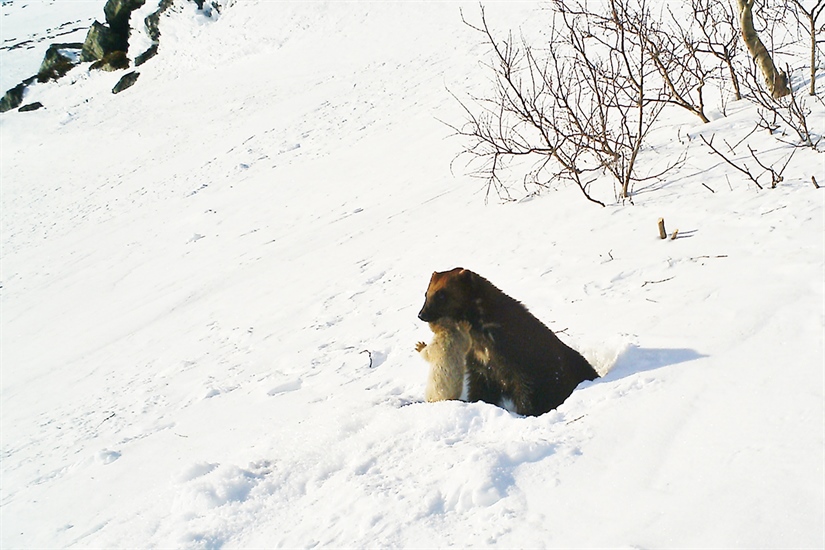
[1,1,824,548]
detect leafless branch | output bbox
[700,133,763,189]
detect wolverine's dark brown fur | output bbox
[418,268,598,416]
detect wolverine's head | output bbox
[418,267,477,323]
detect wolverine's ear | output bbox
[458,268,476,286]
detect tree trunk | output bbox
[735,0,790,98]
[809,10,817,96]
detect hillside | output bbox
[1,1,824,548]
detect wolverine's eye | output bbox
[433,290,446,303]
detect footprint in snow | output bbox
[267,379,302,396]
[96,449,121,465]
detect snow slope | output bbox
[1,1,824,548]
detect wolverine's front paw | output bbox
[415,341,427,353]
[457,320,472,333]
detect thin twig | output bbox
[642,277,675,287]
[700,134,763,189]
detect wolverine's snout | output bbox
[418,306,434,322]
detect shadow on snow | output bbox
[598,344,707,383]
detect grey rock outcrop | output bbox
[81,20,128,62]
[105,0,146,32]
[3,0,219,113]
[81,0,146,62]
[136,0,176,66]
[18,102,44,112]
[37,43,83,82]
[1,81,30,113]
[112,71,140,94]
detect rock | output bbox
[143,4,164,42]
[81,21,128,62]
[0,76,36,113]
[37,43,83,82]
[3,0,155,114]
[2,42,83,114]
[104,0,146,32]
[1,82,28,113]
[18,102,44,112]
[91,51,131,72]
[112,71,140,94]
[84,0,149,62]
[136,0,175,66]
[135,44,158,67]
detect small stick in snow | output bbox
[813,176,820,189]
[658,217,667,239]
[670,229,679,240]
[689,255,728,260]
[761,205,788,216]
[702,182,715,193]
[361,349,373,368]
[642,277,675,287]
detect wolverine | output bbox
[417,268,598,416]
[415,318,472,402]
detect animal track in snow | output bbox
[267,379,302,396]
[96,449,121,465]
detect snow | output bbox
[1,0,824,548]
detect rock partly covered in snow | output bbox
[38,43,84,81]
[1,0,168,111]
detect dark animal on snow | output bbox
[417,268,598,416]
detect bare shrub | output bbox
[700,133,797,189]
[744,63,822,149]
[451,0,691,205]
[788,0,825,96]
[689,0,744,103]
